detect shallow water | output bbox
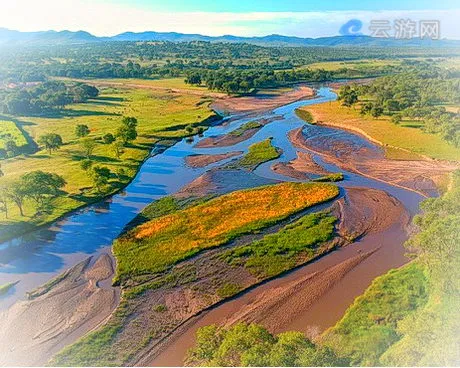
[0,86,423,318]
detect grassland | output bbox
[305,59,401,71]
[0,80,217,242]
[322,262,428,366]
[222,212,336,278]
[298,101,460,161]
[228,121,263,137]
[236,138,281,169]
[114,182,339,283]
[0,120,28,152]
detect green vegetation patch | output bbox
[236,138,281,170]
[113,182,339,284]
[312,173,344,182]
[228,121,263,137]
[0,120,28,154]
[323,262,428,366]
[186,323,346,367]
[222,212,336,278]
[216,283,242,298]
[295,108,314,123]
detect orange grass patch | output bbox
[114,182,339,282]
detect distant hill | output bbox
[0,28,459,47]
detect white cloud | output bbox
[0,0,459,39]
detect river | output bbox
[0,86,425,366]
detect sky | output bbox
[1,0,460,39]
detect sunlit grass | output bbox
[299,101,460,161]
[113,182,339,283]
[0,120,28,151]
[0,83,216,241]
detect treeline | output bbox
[0,81,99,115]
[338,65,460,147]
[185,68,336,93]
[1,41,458,83]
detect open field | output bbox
[0,120,28,152]
[298,100,460,161]
[114,182,339,283]
[305,59,401,71]
[0,81,216,242]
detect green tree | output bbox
[75,124,90,138]
[5,140,18,157]
[102,133,115,144]
[371,105,384,118]
[116,116,138,145]
[111,140,124,159]
[0,186,8,218]
[391,114,402,124]
[6,183,27,216]
[90,166,111,192]
[80,159,93,171]
[38,133,63,155]
[20,171,66,208]
[80,138,97,158]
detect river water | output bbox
[0,86,424,347]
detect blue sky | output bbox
[107,0,460,12]
[1,0,460,38]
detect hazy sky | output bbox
[1,0,460,39]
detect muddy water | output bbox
[0,86,425,367]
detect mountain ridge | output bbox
[0,28,459,47]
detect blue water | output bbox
[0,87,424,309]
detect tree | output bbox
[5,140,18,157]
[102,133,115,144]
[90,166,111,192]
[185,125,194,134]
[75,124,90,138]
[111,140,124,159]
[80,138,97,158]
[371,105,384,118]
[0,187,8,218]
[338,85,358,107]
[80,159,93,171]
[391,114,402,124]
[6,183,26,216]
[116,116,138,145]
[38,133,63,155]
[20,171,66,208]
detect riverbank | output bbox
[296,100,460,161]
[0,83,220,243]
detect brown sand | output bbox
[272,151,330,179]
[212,86,315,114]
[185,151,242,168]
[289,127,458,197]
[0,254,119,366]
[221,250,376,333]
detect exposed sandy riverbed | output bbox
[0,254,119,366]
[212,86,316,114]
